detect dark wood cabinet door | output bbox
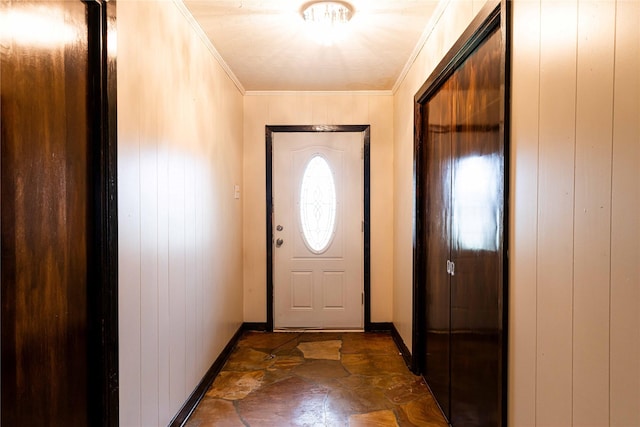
[449,28,504,427]
[1,2,94,424]
[424,80,454,420]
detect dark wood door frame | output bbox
[86,1,119,425]
[412,0,510,424]
[266,125,371,331]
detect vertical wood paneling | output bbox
[353,95,371,124]
[157,131,172,424]
[140,142,160,426]
[509,1,540,424]
[184,152,198,389]
[312,95,330,124]
[168,145,187,412]
[572,2,615,425]
[268,95,300,124]
[193,141,207,378]
[242,96,268,322]
[118,3,144,424]
[327,95,355,124]
[610,1,640,425]
[297,94,315,124]
[368,96,394,321]
[117,78,142,427]
[392,79,417,351]
[119,1,244,424]
[509,0,640,423]
[536,1,578,425]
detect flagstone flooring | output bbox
[185,331,448,426]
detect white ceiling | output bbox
[182,0,442,92]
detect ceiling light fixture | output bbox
[301,1,354,46]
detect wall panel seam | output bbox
[607,2,618,424]
[570,2,579,423]
[138,124,144,425]
[534,1,542,421]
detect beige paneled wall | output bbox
[117,1,244,425]
[392,0,479,356]
[510,0,640,425]
[243,93,394,323]
[394,0,640,424]
[610,3,640,424]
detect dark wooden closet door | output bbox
[1,2,91,424]
[449,28,504,427]
[423,80,454,420]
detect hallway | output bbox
[185,332,448,426]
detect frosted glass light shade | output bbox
[301,1,354,46]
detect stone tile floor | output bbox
[185,331,448,426]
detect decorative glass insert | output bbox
[299,155,337,252]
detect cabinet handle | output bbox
[450,261,455,276]
[446,260,451,274]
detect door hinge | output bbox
[362,292,364,305]
[361,147,364,159]
[361,220,364,232]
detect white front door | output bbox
[273,131,363,329]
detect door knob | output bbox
[276,225,283,231]
[276,238,284,247]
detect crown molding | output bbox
[172,0,246,95]
[244,90,393,96]
[392,0,451,94]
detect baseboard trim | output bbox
[242,322,268,331]
[369,322,414,373]
[169,324,245,427]
[368,322,393,332]
[390,323,414,372]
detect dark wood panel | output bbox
[449,28,503,427]
[1,2,91,425]
[85,2,120,424]
[424,80,453,420]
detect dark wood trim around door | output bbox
[86,1,119,425]
[266,125,371,331]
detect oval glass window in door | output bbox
[299,154,337,253]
